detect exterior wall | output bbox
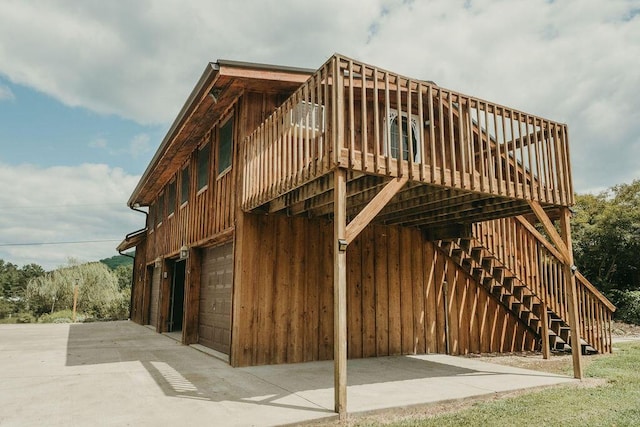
[143,90,289,264]
[231,212,537,367]
[129,239,147,324]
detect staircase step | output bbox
[470,247,483,261]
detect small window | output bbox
[218,117,233,175]
[386,111,421,162]
[157,194,164,226]
[180,166,189,205]
[167,181,176,216]
[197,143,210,190]
[148,203,155,230]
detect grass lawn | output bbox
[349,342,640,426]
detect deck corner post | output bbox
[333,168,348,418]
[560,207,584,379]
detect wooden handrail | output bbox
[514,215,615,312]
[242,54,575,212]
[474,216,615,354]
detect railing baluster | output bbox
[373,68,381,174]
[428,85,436,183]
[361,65,368,172]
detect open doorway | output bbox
[169,259,186,333]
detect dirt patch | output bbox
[611,321,640,338]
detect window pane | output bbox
[197,143,210,190]
[218,118,233,175]
[168,181,176,215]
[157,194,164,223]
[148,203,155,229]
[181,167,189,204]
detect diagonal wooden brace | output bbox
[345,176,409,245]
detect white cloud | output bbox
[0,84,15,101]
[129,133,151,158]
[0,162,142,270]
[0,0,637,193]
[88,138,108,149]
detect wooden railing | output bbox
[243,54,574,211]
[473,217,614,353]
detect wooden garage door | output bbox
[199,243,233,354]
[149,266,161,328]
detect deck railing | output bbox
[243,54,574,211]
[474,217,614,353]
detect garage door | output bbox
[149,265,161,328]
[199,242,234,355]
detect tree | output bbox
[113,264,133,291]
[572,180,640,293]
[0,260,44,317]
[25,261,129,319]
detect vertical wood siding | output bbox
[232,213,536,367]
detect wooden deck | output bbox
[242,54,574,228]
[241,56,614,412]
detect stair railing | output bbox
[473,216,615,353]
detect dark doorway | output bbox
[169,260,186,332]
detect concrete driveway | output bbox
[0,321,575,426]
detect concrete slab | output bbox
[0,321,576,426]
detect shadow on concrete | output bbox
[64,321,565,415]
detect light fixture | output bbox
[179,245,189,260]
[338,239,348,252]
[154,257,162,268]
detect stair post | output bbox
[560,207,584,379]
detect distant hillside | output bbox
[100,253,134,270]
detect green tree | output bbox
[572,180,640,293]
[25,261,129,320]
[0,260,44,317]
[113,264,133,291]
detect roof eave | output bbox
[127,62,220,207]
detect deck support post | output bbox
[528,201,583,378]
[333,168,348,418]
[560,207,584,379]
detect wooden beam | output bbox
[560,207,584,379]
[527,200,570,263]
[345,177,408,244]
[333,168,348,418]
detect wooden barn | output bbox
[118,54,615,416]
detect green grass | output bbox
[362,342,640,426]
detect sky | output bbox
[0,0,638,270]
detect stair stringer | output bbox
[437,237,597,354]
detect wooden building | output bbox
[118,54,615,416]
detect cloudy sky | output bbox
[0,0,638,270]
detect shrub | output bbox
[38,309,78,324]
[612,290,640,325]
[16,312,36,323]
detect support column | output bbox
[560,207,583,379]
[528,201,583,377]
[333,168,347,418]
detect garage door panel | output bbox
[149,266,161,328]
[199,242,233,355]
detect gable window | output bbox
[167,180,176,216]
[385,110,421,162]
[197,142,210,191]
[218,117,233,176]
[180,166,189,206]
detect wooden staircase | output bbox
[437,235,599,355]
